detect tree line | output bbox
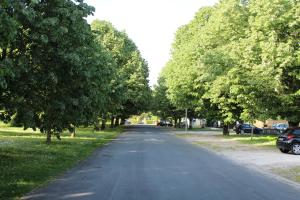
[152,0,299,134]
[0,0,150,143]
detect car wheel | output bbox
[292,143,300,155]
[279,149,289,153]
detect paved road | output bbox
[23,126,300,200]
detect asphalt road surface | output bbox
[23,125,300,200]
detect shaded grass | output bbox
[0,126,123,200]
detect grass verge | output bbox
[173,127,222,131]
[220,135,278,148]
[0,126,123,200]
[272,167,300,183]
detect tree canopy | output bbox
[154,0,300,133]
[0,0,150,142]
[91,20,151,126]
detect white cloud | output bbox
[85,0,219,86]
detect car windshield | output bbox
[243,124,252,128]
[283,129,293,135]
[279,124,287,127]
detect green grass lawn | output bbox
[173,127,222,131]
[220,135,278,148]
[0,126,123,200]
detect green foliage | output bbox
[129,112,158,124]
[152,75,183,121]
[0,1,150,141]
[91,20,151,120]
[159,0,300,128]
[0,1,111,137]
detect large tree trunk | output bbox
[235,124,241,134]
[101,115,107,130]
[120,118,126,125]
[188,117,193,129]
[46,131,52,144]
[115,117,120,126]
[289,121,299,128]
[223,125,230,136]
[70,127,76,138]
[110,116,115,128]
[94,118,100,131]
[251,126,254,140]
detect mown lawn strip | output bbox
[0,127,123,200]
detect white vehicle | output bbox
[272,123,288,133]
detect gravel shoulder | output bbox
[174,131,300,185]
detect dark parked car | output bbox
[235,124,263,134]
[157,120,173,127]
[276,127,300,155]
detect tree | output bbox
[91,20,151,127]
[161,7,215,128]
[244,0,300,126]
[0,0,19,93]
[152,75,183,127]
[0,0,113,143]
[160,0,300,135]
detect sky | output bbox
[85,0,219,86]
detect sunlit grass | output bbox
[0,126,123,200]
[174,127,222,131]
[220,135,277,147]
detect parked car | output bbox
[272,123,288,133]
[166,121,173,127]
[156,120,163,126]
[179,121,186,128]
[276,127,300,155]
[235,124,263,134]
[157,120,173,127]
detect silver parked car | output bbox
[272,123,288,133]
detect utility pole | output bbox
[185,108,188,134]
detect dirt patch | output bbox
[175,131,300,185]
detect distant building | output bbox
[254,119,289,128]
[180,118,206,128]
[192,119,206,128]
